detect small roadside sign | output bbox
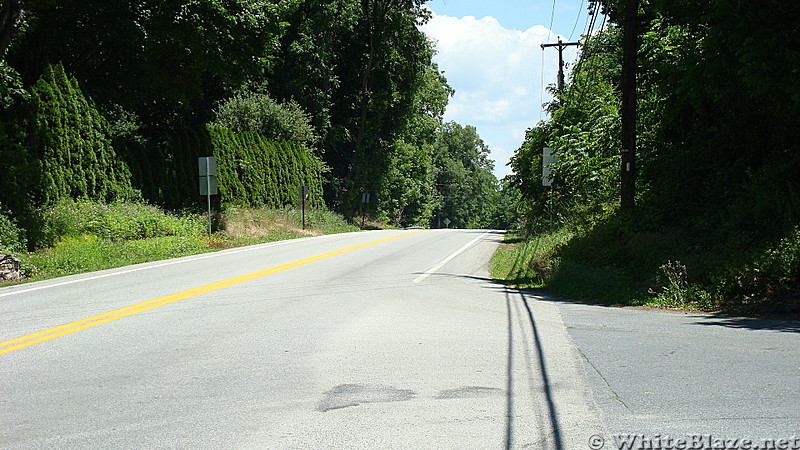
[542,147,556,187]
[199,176,218,196]
[443,218,451,227]
[198,156,218,236]
[198,156,218,195]
[298,185,309,229]
[198,156,217,176]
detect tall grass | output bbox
[7,201,362,283]
[491,222,800,315]
[490,229,573,288]
[37,199,206,246]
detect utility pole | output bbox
[541,37,580,92]
[620,0,638,211]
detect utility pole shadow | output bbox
[505,287,565,450]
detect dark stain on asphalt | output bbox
[435,386,504,400]
[317,384,417,412]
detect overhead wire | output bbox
[540,0,558,120]
[547,0,557,42]
[568,0,586,41]
[572,3,607,109]
[539,43,546,121]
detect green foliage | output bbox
[0,60,27,108]
[377,139,436,226]
[211,91,318,145]
[491,227,648,306]
[124,125,324,211]
[2,0,504,243]
[37,199,206,246]
[432,122,500,229]
[21,235,209,279]
[209,126,324,209]
[7,0,291,128]
[0,204,26,254]
[0,63,137,245]
[15,201,358,282]
[491,229,574,288]
[506,3,800,314]
[269,0,441,210]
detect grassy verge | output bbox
[490,231,649,306]
[491,222,800,318]
[3,200,361,284]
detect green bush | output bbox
[22,235,208,279]
[1,64,136,210]
[211,91,318,145]
[37,199,206,246]
[0,207,26,253]
[0,63,137,245]
[128,126,325,212]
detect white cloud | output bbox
[420,12,579,179]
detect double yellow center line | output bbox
[0,230,427,356]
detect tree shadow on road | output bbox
[423,272,800,335]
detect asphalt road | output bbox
[1,229,798,449]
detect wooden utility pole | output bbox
[541,38,580,92]
[620,0,638,211]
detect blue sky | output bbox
[426,0,587,36]
[420,0,597,178]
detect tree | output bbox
[6,0,291,128]
[0,0,23,57]
[432,122,498,229]
[269,0,436,211]
[211,91,318,146]
[0,64,136,245]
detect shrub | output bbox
[36,199,206,247]
[0,207,26,253]
[211,91,318,145]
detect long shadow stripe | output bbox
[519,289,564,450]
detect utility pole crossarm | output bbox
[541,38,581,92]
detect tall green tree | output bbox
[6,0,291,128]
[210,90,318,146]
[269,0,436,211]
[0,63,136,244]
[433,122,498,229]
[376,62,452,226]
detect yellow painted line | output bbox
[0,230,428,356]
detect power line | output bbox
[541,38,581,93]
[568,0,586,41]
[547,0,557,43]
[539,45,546,121]
[569,5,608,110]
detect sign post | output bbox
[360,192,371,228]
[199,157,218,236]
[542,148,557,225]
[298,185,309,229]
[542,147,556,187]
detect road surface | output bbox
[1,229,798,449]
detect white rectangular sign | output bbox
[542,147,557,187]
[198,156,217,176]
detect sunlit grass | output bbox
[9,202,363,283]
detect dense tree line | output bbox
[509,0,800,311]
[0,0,503,251]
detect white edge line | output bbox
[0,231,375,299]
[413,232,489,284]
